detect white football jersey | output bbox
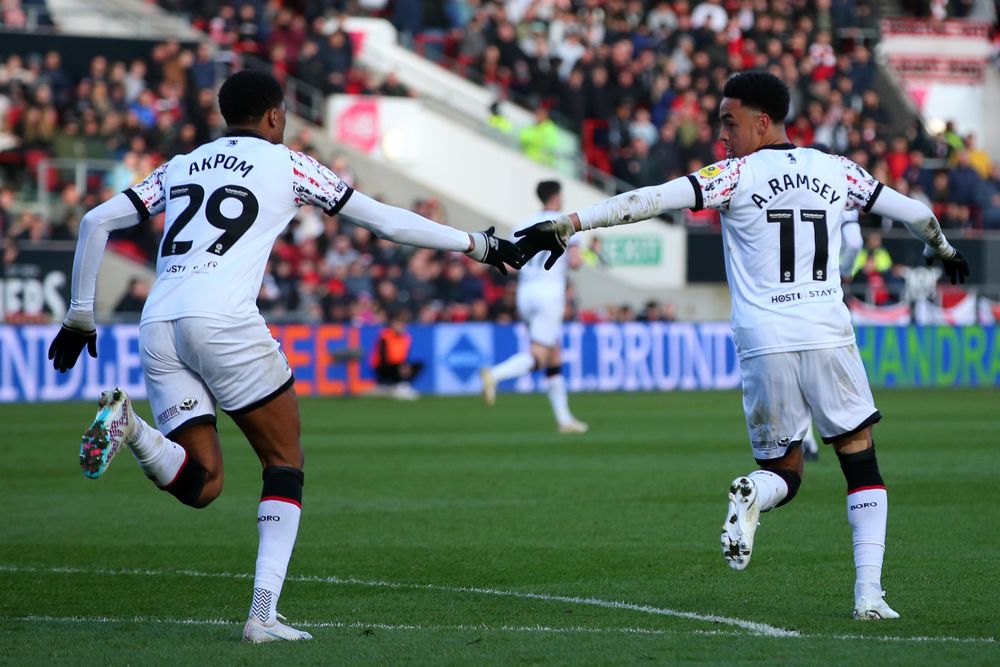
[687,145,881,359]
[515,209,577,291]
[126,132,353,324]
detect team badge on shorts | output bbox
[698,164,728,179]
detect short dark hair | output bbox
[218,70,284,126]
[722,71,790,123]
[536,180,561,205]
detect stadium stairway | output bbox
[45,0,201,39]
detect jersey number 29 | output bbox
[161,183,260,258]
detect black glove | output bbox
[924,249,970,285]
[467,226,524,275]
[49,321,97,372]
[514,216,575,270]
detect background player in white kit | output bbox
[479,180,587,434]
[47,70,523,643]
[515,71,969,619]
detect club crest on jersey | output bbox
[697,164,728,180]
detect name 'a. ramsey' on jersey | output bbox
[687,145,881,360]
[125,132,353,324]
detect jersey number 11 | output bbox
[766,208,829,283]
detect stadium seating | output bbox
[1,0,997,324]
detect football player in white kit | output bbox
[47,70,524,642]
[479,180,588,434]
[514,71,969,619]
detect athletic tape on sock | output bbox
[163,454,208,508]
[837,446,885,493]
[261,466,304,506]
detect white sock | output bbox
[251,498,302,624]
[802,427,818,454]
[747,470,788,512]
[128,417,187,487]
[491,353,535,383]
[847,487,887,599]
[546,373,573,424]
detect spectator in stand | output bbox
[963,132,993,178]
[320,28,354,94]
[613,137,661,189]
[948,151,982,208]
[377,71,411,97]
[392,0,423,48]
[850,232,893,279]
[113,278,151,314]
[519,105,559,167]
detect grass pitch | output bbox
[1,388,997,665]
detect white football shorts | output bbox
[139,315,293,436]
[740,344,880,461]
[516,284,564,347]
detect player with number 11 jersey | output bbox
[513,70,969,621]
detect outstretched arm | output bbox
[515,176,696,269]
[50,193,143,371]
[339,190,523,274]
[867,186,969,284]
[290,149,523,274]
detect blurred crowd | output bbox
[1,1,998,327]
[154,0,1000,230]
[0,0,53,29]
[0,38,671,325]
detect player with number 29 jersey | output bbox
[48,70,525,644]
[687,146,879,360]
[129,133,353,324]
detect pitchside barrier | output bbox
[1,323,998,402]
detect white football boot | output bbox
[558,419,589,434]
[853,588,900,620]
[479,367,497,406]
[721,476,760,571]
[80,388,138,479]
[243,612,314,643]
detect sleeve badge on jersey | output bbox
[697,164,728,179]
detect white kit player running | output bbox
[47,70,523,643]
[514,71,969,619]
[480,181,587,434]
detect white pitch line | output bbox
[2,564,995,645]
[0,563,793,638]
[4,614,744,638]
[3,614,996,646]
